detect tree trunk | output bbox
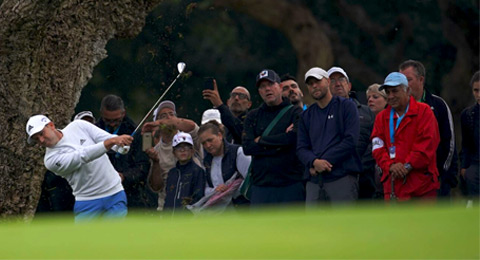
[0,0,161,219]
[212,0,334,104]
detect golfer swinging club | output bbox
[26,114,133,222]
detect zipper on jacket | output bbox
[173,169,181,211]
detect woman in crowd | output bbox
[366,83,387,199]
[198,120,251,207]
[366,83,387,115]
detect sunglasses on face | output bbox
[230,92,249,100]
[102,117,123,125]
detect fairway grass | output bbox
[1,204,478,259]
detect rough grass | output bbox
[1,203,478,259]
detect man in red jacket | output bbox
[371,72,440,201]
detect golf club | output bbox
[116,62,186,155]
[132,61,186,136]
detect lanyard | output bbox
[389,104,409,144]
[106,125,120,135]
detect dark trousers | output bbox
[306,174,358,207]
[465,163,479,197]
[250,182,305,206]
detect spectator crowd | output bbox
[27,60,479,221]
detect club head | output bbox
[177,62,186,74]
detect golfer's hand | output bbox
[104,135,133,150]
[202,79,223,107]
[389,163,408,179]
[460,168,466,179]
[118,172,125,182]
[313,159,332,173]
[214,184,228,192]
[309,168,318,176]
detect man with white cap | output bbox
[73,111,96,123]
[327,66,376,200]
[371,72,440,201]
[297,67,361,205]
[143,100,203,210]
[26,114,133,221]
[242,69,305,205]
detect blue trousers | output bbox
[74,190,128,222]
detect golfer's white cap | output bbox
[172,132,193,148]
[26,115,51,144]
[201,109,222,125]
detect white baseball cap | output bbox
[172,132,193,148]
[74,111,95,122]
[327,66,349,81]
[153,100,176,121]
[201,109,222,125]
[305,67,329,83]
[26,115,51,144]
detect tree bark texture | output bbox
[212,0,334,104]
[0,0,161,219]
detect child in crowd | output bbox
[163,132,205,212]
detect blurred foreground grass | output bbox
[0,203,478,259]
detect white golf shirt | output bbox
[44,120,123,201]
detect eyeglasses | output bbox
[230,92,249,100]
[174,145,192,152]
[329,77,348,86]
[102,117,123,125]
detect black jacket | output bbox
[423,89,459,188]
[460,103,479,168]
[242,97,304,186]
[96,116,158,209]
[203,141,241,187]
[350,93,376,173]
[217,104,247,145]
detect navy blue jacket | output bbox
[242,97,304,186]
[164,160,205,210]
[297,96,362,183]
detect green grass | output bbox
[0,204,478,259]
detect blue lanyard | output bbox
[389,104,409,144]
[106,125,120,135]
